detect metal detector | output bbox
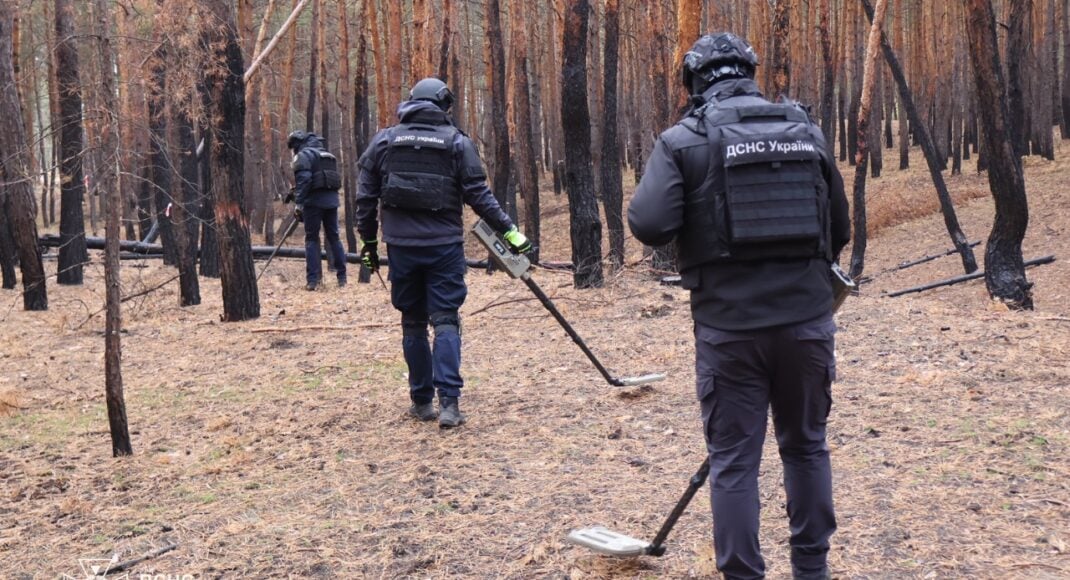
[257,217,301,281]
[471,220,666,387]
[566,458,710,557]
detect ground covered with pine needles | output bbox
[1,149,1068,579]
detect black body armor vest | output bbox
[678,100,831,271]
[301,149,342,191]
[381,123,460,212]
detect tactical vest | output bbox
[296,148,342,191]
[678,100,832,271]
[381,123,460,212]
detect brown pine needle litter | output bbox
[2,151,1069,578]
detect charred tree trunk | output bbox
[148,44,177,266]
[848,0,888,279]
[55,0,87,285]
[819,0,836,143]
[1006,0,1031,157]
[510,0,540,263]
[306,0,319,132]
[771,0,792,98]
[1062,0,1070,138]
[200,1,260,321]
[173,90,202,307]
[964,0,1034,309]
[486,0,513,222]
[92,0,132,455]
[561,0,603,288]
[602,0,624,270]
[1,5,48,310]
[861,0,978,274]
[0,203,16,289]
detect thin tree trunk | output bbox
[1007,0,1032,157]
[562,0,603,288]
[437,0,453,80]
[509,0,540,263]
[200,1,260,321]
[91,0,132,455]
[486,0,513,221]
[55,0,87,285]
[819,0,836,142]
[848,0,888,278]
[306,0,319,133]
[771,0,792,98]
[862,0,978,274]
[602,0,624,270]
[964,0,1034,309]
[148,43,177,266]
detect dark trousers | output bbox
[388,243,468,403]
[695,316,837,580]
[302,205,347,286]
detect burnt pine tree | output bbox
[963,0,1034,309]
[601,0,624,270]
[510,0,540,263]
[0,5,47,310]
[92,0,132,456]
[200,0,260,321]
[486,0,512,222]
[0,204,16,289]
[173,73,202,307]
[55,0,88,285]
[562,0,603,288]
[848,0,888,279]
[148,41,177,265]
[860,0,977,274]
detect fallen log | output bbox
[860,241,982,285]
[40,235,495,268]
[885,255,1056,297]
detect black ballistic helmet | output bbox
[286,130,309,151]
[681,32,760,94]
[409,77,455,112]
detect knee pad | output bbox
[401,313,428,337]
[429,310,460,336]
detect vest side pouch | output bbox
[311,151,342,190]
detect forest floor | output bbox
[1,147,1069,580]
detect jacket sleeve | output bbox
[355,132,387,241]
[456,135,514,233]
[292,150,313,206]
[628,135,686,247]
[817,134,850,260]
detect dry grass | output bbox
[1,146,1068,579]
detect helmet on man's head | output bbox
[286,130,309,151]
[681,32,759,94]
[409,77,455,112]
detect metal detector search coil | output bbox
[470,220,667,388]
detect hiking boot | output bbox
[407,402,437,421]
[337,277,347,288]
[305,282,320,291]
[438,397,466,428]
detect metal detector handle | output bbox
[646,457,711,556]
[520,272,623,386]
[257,218,301,281]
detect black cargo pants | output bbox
[695,315,837,580]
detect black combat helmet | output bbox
[409,77,455,112]
[681,32,760,94]
[286,130,309,151]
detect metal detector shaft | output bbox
[646,457,710,556]
[257,217,300,281]
[520,272,622,386]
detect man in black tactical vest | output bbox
[628,33,851,580]
[356,77,530,428]
[288,130,348,291]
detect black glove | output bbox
[283,189,295,204]
[361,239,380,271]
[294,205,303,220]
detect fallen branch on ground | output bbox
[108,543,178,574]
[860,241,982,284]
[249,325,393,333]
[885,256,1056,297]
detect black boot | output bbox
[407,401,437,421]
[438,397,466,428]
